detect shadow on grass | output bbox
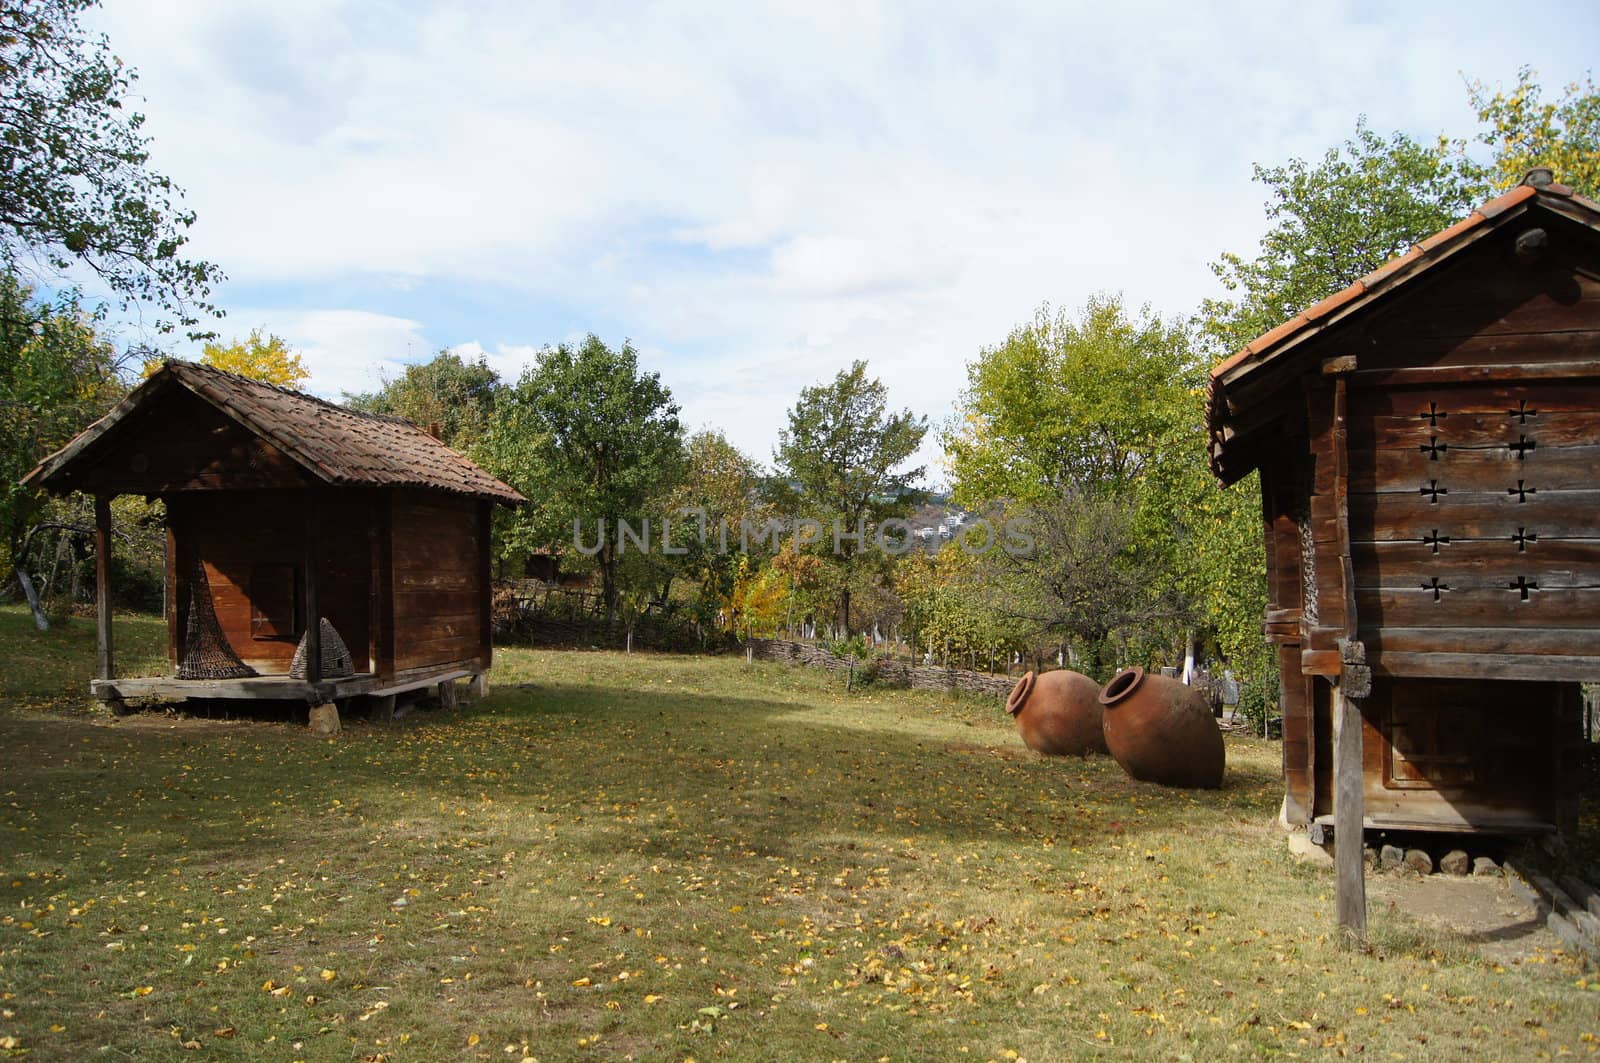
[0,670,1284,894]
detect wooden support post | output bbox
[1333,679,1367,942]
[1327,366,1368,945]
[438,678,458,710]
[304,492,321,685]
[94,495,114,681]
[95,495,127,715]
[468,672,489,700]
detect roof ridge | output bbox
[166,359,424,429]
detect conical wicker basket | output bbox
[177,559,257,680]
[290,618,356,679]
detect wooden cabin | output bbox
[23,360,525,717]
[1206,170,1600,844]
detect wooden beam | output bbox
[164,516,179,670]
[1332,681,1367,942]
[94,496,114,682]
[304,491,322,686]
[1350,359,1600,388]
[1329,374,1367,945]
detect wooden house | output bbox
[1206,170,1600,860]
[23,360,525,717]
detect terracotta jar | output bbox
[1097,666,1225,788]
[1006,669,1108,756]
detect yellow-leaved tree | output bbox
[145,329,309,388]
[1469,67,1599,198]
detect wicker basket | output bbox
[290,618,356,679]
[177,559,257,680]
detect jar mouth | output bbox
[1098,665,1146,707]
[1006,671,1036,716]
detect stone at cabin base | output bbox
[1378,844,1405,871]
[1473,856,1501,877]
[1439,850,1471,876]
[309,702,341,736]
[1286,832,1333,867]
[1403,848,1434,875]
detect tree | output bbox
[772,360,926,635]
[0,275,121,577]
[1468,67,1600,198]
[188,329,308,388]
[987,489,1184,678]
[0,0,220,337]
[900,541,1022,671]
[480,335,683,618]
[946,296,1207,671]
[346,350,502,448]
[1201,118,1485,353]
[945,295,1200,508]
[663,429,767,630]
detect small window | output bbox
[250,564,300,640]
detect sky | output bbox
[85,0,1600,486]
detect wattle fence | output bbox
[744,638,1015,698]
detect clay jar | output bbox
[1005,669,1108,756]
[1097,666,1225,789]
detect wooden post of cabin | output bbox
[304,492,322,686]
[1333,673,1366,937]
[94,495,114,680]
[1326,366,1368,944]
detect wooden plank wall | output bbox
[388,491,487,676]
[1332,227,1600,680]
[168,491,373,674]
[1344,379,1600,680]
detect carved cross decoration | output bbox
[1512,527,1537,552]
[1422,576,1450,601]
[1508,479,1535,503]
[1508,399,1538,424]
[1420,402,1449,427]
[1422,530,1450,553]
[1509,435,1537,459]
[1509,575,1539,600]
[1419,479,1447,503]
[1419,436,1448,460]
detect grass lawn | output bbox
[0,604,1595,1060]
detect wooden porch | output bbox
[89,667,480,707]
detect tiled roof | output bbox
[1206,176,1600,481]
[25,360,527,503]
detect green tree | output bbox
[1468,67,1600,197]
[664,429,767,630]
[0,0,220,337]
[347,350,501,448]
[1201,118,1485,353]
[480,335,683,618]
[947,296,1208,670]
[900,541,1022,671]
[0,275,121,575]
[772,360,926,635]
[945,295,1201,508]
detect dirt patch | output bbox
[1368,872,1564,964]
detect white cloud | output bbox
[220,309,427,398]
[86,0,1600,478]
